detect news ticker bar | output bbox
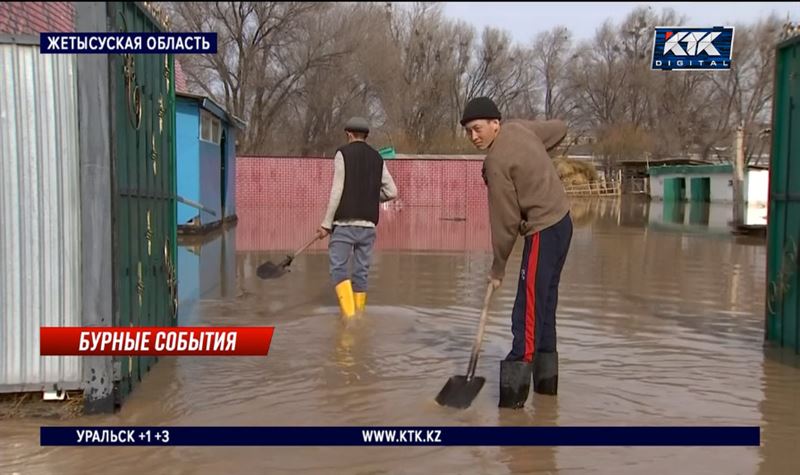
[39,327,274,356]
[40,33,217,54]
[41,427,760,447]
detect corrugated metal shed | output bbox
[0,43,82,392]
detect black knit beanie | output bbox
[460,97,502,126]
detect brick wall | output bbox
[0,2,75,35]
[175,58,188,94]
[237,156,336,208]
[236,156,487,209]
[235,156,492,251]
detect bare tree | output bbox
[281,3,377,155]
[729,16,782,163]
[380,2,467,151]
[594,123,655,175]
[162,1,786,160]
[446,21,477,135]
[166,2,337,154]
[459,27,531,116]
[573,22,632,127]
[503,47,541,120]
[532,26,574,120]
[630,8,703,159]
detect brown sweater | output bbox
[482,119,571,280]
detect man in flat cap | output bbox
[460,97,573,408]
[317,117,398,318]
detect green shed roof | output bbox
[647,163,733,176]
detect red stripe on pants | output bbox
[524,233,540,362]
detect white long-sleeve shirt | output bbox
[321,150,398,230]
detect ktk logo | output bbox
[651,26,734,71]
[663,31,721,56]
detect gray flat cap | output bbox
[344,116,370,134]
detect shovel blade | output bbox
[256,256,293,280]
[435,375,486,409]
[256,262,283,279]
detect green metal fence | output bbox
[766,35,800,355]
[110,2,177,401]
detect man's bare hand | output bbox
[489,275,502,290]
[316,227,330,239]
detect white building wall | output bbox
[745,169,769,206]
[649,175,668,200]
[709,174,733,202]
[650,173,736,203]
[646,168,769,227]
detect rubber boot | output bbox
[533,351,558,395]
[354,292,367,314]
[499,360,534,409]
[335,280,356,318]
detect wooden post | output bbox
[732,123,745,227]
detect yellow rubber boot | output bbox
[335,280,356,318]
[354,292,367,314]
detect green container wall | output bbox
[109,2,178,401]
[690,177,710,202]
[766,36,800,354]
[663,177,686,201]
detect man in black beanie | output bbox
[460,97,573,408]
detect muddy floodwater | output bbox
[1,197,798,474]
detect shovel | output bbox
[257,234,321,279]
[435,282,495,409]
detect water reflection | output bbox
[758,349,800,475]
[688,200,711,226]
[236,204,492,252]
[2,197,797,475]
[570,196,767,240]
[177,225,239,324]
[496,398,560,474]
[237,197,765,255]
[651,199,767,234]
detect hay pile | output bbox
[553,158,599,186]
[0,391,85,420]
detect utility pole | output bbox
[732,122,745,228]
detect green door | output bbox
[766,37,800,354]
[110,2,178,401]
[690,177,710,202]
[663,177,686,201]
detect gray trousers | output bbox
[329,226,377,292]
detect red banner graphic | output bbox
[40,327,275,356]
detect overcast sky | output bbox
[442,2,800,43]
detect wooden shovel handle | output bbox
[466,282,495,380]
[293,234,321,258]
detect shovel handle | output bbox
[466,282,495,380]
[293,234,322,258]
